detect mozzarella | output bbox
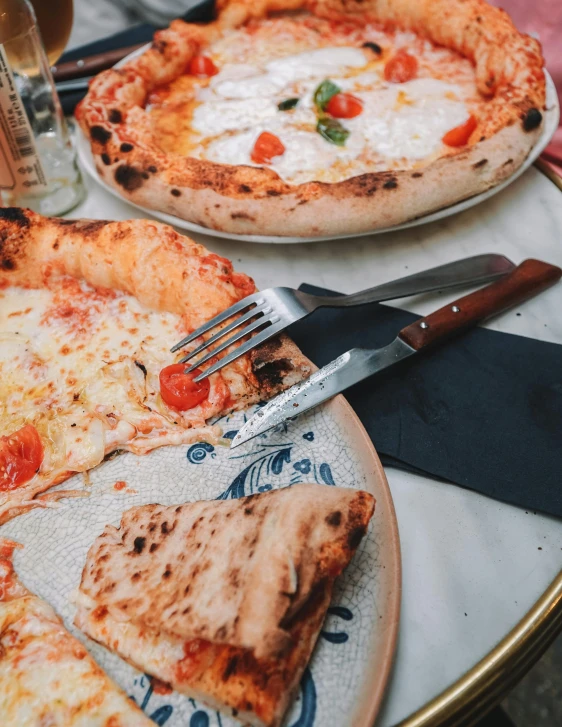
[182,41,472,184]
[0,280,215,481]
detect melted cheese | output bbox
[0,587,154,725]
[0,279,223,486]
[150,16,481,185]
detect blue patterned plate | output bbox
[1,395,401,727]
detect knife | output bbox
[51,43,146,82]
[231,259,561,449]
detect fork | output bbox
[171,253,514,381]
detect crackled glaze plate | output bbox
[1,396,400,727]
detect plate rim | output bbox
[76,47,559,245]
[326,394,402,727]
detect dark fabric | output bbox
[289,284,562,519]
[58,1,215,115]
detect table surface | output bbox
[71,165,562,727]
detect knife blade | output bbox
[230,258,561,449]
[230,338,414,447]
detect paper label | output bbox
[0,43,47,192]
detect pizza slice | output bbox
[76,0,546,237]
[75,483,375,727]
[0,538,154,727]
[0,207,311,523]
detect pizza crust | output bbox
[75,484,376,726]
[76,0,546,237]
[0,208,312,523]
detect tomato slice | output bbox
[188,55,218,78]
[0,425,44,492]
[384,51,418,83]
[251,132,285,165]
[326,92,363,119]
[159,364,210,411]
[442,115,478,147]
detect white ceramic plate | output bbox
[1,396,401,727]
[76,48,559,244]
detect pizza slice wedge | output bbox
[0,208,311,523]
[75,483,375,727]
[0,538,154,727]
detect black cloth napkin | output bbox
[58,0,215,115]
[289,284,562,519]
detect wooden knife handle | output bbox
[399,258,561,351]
[52,44,146,82]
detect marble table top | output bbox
[71,165,562,726]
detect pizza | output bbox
[0,207,310,523]
[74,483,376,727]
[0,538,154,726]
[77,0,546,237]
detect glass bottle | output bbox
[0,0,84,215]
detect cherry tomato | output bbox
[251,131,286,164]
[384,51,418,83]
[442,115,478,147]
[326,92,363,119]
[0,424,44,492]
[159,364,210,411]
[188,55,218,78]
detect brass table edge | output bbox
[395,570,562,727]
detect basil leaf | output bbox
[278,97,299,111]
[313,80,341,111]
[317,117,349,146]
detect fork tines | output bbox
[171,292,282,382]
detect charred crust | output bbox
[1,258,15,270]
[238,184,252,193]
[0,207,30,226]
[326,511,342,527]
[231,211,254,220]
[266,189,282,196]
[383,178,398,189]
[412,172,423,178]
[133,536,146,554]
[90,125,112,144]
[244,506,254,515]
[473,158,488,169]
[54,219,106,235]
[347,525,366,551]
[120,142,134,153]
[114,164,144,191]
[149,542,159,553]
[362,41,382,54]
[171,188,181,197]
[134,360,147,376]
[148,165,157,173]
[141,171,150,179]
[522,108,542,131]
[503,158,514,167]
[101,152,111,165]
[161,521,169,534]
[223,654,239,681]
[162,567,172,579]
[108,109,122,124]
[152,38,168,53]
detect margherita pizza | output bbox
[0,538,154,726]
[77,0,546,237]
[74,484,376,727]
[0,208,310,523]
